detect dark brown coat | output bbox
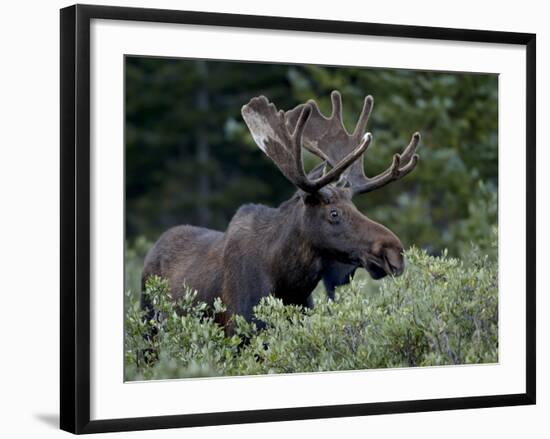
[143,187,404,331]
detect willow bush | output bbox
[125,236,498,381]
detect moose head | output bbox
[242,91,420,280]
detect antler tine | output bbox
[399,132,421,164]
[330,90,344,123]
[290,104,313,189]
[352,132,421,195]
[353,95,374,137]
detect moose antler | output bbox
[241,96,372,193]
[285,90,420,195]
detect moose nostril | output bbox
[386,258,396,273]
[384,253,404,276]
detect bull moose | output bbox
[142,91,420,332]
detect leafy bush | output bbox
[125,236,151,298]
[125,240,497,381]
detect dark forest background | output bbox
[125,56,498,260]
[125,58,499,378]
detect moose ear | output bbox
[336,175,351,188]
[306,161,328,180]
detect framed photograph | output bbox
[60,4,536,434]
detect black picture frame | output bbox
[60,4,536,434]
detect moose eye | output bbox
[328,208,340,223]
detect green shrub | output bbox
[125,236,151,304]
[125,240,497,381]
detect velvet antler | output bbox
[241,96,371,193]
[285,90,420,195]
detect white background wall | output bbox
[0,0,546,437]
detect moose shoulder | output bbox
[142,91,420,333]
